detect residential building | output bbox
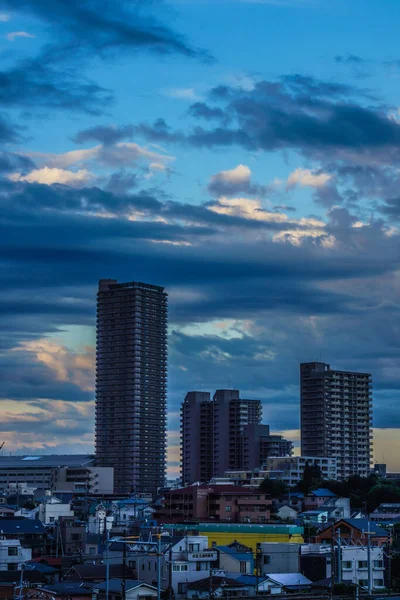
[109,536,216,599]
[260,456,338,487]
[241,424,293,470]
[0,519,46,557]
[181,389,262,484]
[38,496,74,524]
[57,517,86,554]
[301,543,385,591]
[156,485,272,523]
[315,519,390,547]
[30,583,93,600]
[95,279,168,495]
[258,542,300,574]
[276,505,298,521]
[93,579,158,600]
[181,392,213,486]
[0,455,112,494]
[300,362,372,479]
[214,542,254,574]
[0,539,31,571]
[370,503,400,522]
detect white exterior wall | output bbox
[260,456,337,486]
[340,546,385,590]
[0,539,31,570]
[38,501,74,524]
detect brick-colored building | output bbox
[156,485,271,523]
[315,519,389,547]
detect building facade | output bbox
[181,389,262,485]
[95,279,168,495]
[0,455,112,494]
[249,456,338,487]
[300,362,372,479]
[241,424,293,470]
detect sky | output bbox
[1,0,400,476]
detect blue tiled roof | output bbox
[0,519,45,534]
[311,488,336,497]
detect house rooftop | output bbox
[94,579,157,593]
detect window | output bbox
[189,543,200,552]
[178,583,187,594]
[49,517,55,523]
[8,547,18,557]
[240,561,247,573]
[263,556,271,565]
[358,579,368,588]
[89,548,96,555]
[129,561,137,570]
[373,560,383,569]
[71,533,81,542]
[172,564,188,572]
[342,561,352,570]
[7,564,17,571]
[225,506,231,512]
[358,561,368,569]
[374,579,384,587]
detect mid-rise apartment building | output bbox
[300,362,372,479]
[242,424,293,470]
[95,279,168,495]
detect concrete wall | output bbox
[259,543,300,575]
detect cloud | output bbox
[9,167,94,187]
[6,31,35,41]
[286,167,332,189]
[26,142,174,170]
[335,54,366,65]
[134,75,400,166]
[163,87,202,101]
[72,124,134,146]
[208,164,268,197]
[0,13,10,21]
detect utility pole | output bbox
[366,522,372,595]
[105,528,110,600]
[157,534,161,600]
[329,525,335,599]
[337,529,341,584]
[122,537,127,600]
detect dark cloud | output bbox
[72,124,135,146]
[0,115,24,144]
[335,54,366,65]
[0,0,206,59]
[133,75,400,166]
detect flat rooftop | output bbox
[0,455,95,468]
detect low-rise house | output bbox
[0,539,31,571]
[214,542,254,574]
[64,564,128,584]
[276,505,297,521]
[264,572,312,592]
[24,582,93,600]
[93,579,158,600]
[315,518,390,547]
[370,503,400,522]
[0,518,46,557]
[38,496,74,524]
[186,575,248,599]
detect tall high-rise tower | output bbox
[95,279,168,495]
[300,362,372,480]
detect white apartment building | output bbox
[301,544,385,591]
[259,456,338,487]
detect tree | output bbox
[259,478,288,496]
[295,461,323,494]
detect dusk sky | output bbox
[2,0,400,476]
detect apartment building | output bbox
[95,279,168,495]
[300,362,372,479]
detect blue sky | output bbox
[1,0,400,475]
